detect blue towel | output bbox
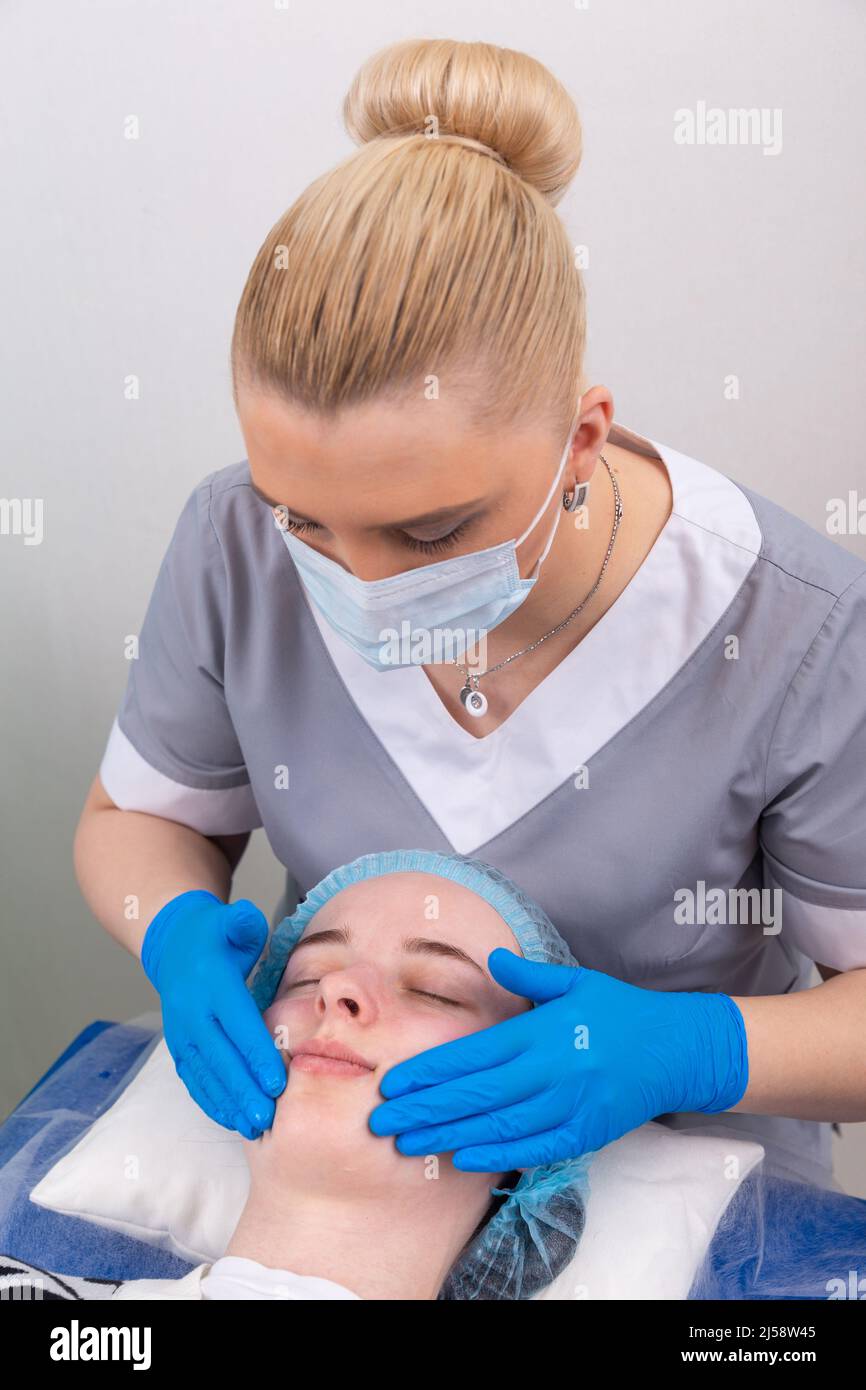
[690,1169,866,1300]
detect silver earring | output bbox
[563,479,591,512]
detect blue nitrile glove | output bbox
[141,890,286,1138]
[368,951,749,1171]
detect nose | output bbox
[315,965,381,1023]
[333,540,420,583]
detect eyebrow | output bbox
[288,925,487,977]
[251,482,488,531]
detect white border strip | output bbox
[99,719,262,835]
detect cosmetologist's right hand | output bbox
[141,890,286,1138]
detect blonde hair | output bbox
[231,37,585,439]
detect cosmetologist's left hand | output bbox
[368,950,749,1171]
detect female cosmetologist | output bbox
[74,39,866,1183]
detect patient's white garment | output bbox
[201,1256,359,1300]
[110,1257,360,1300]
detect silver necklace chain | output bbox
[456,454,623,709]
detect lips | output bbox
[290,1038,375,1078]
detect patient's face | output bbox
[248,872,529,1196]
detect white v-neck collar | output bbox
[299,425,763,853]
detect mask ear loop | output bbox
[516,394,583,578]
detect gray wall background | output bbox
[2,1,865,1194]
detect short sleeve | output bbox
[98,476,262,835]
[759,570,866,970]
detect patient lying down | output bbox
[116,851,591,1301]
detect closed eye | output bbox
[400,520,472,554]
[281,518,321,538]
[280,515,474,555]
[411,989,463,1007]
[282,979,462,1008]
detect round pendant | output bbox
[460,686,488,718]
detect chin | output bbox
[267,1077,382,1161]
[250,1080,439,1196]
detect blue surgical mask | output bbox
[274,397,582,671]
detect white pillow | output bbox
[31,1040,250,1265]
[540,1120,764,1300]
[31,1038,764,1297]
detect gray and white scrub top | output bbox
[99,423,866,1182]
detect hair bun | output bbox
[343,37,582,205]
